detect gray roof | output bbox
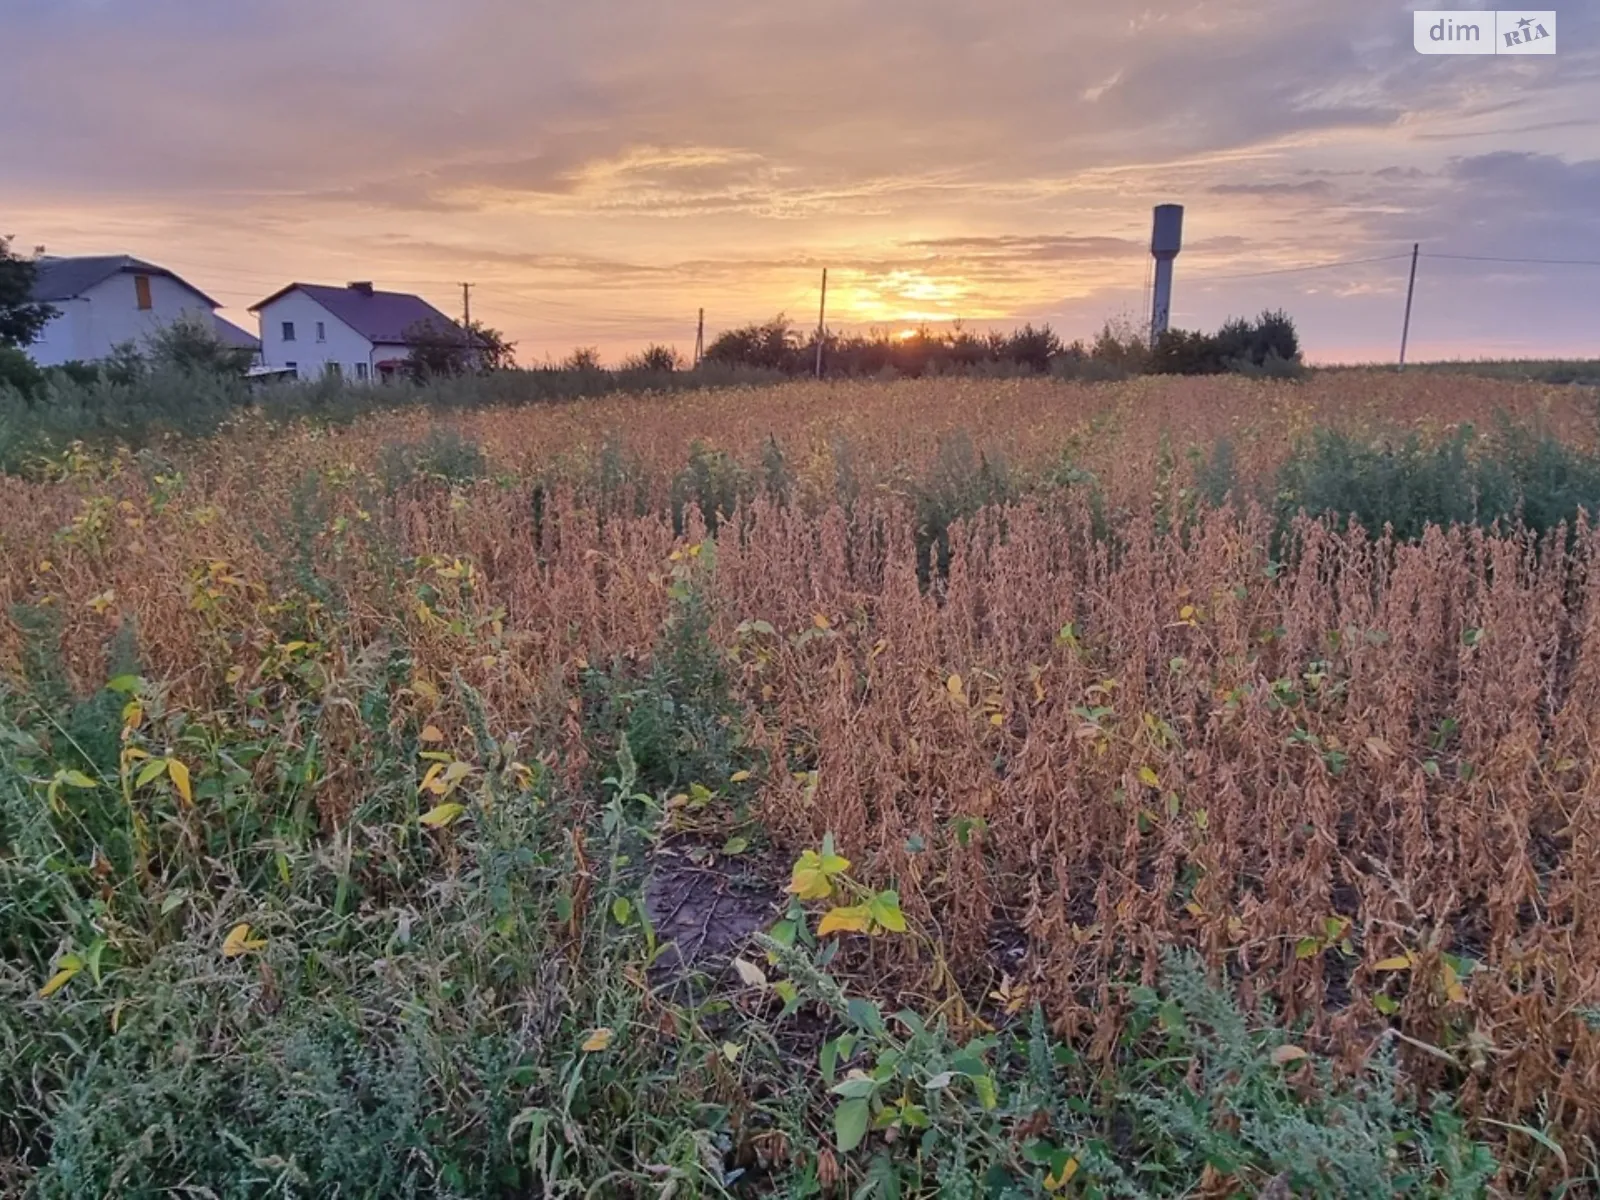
[31,255,221,308]
[214,314,261,351]
[250,282,461,345]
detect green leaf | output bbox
[1373,993,1401,1016]
[611,897,633,926]
[971,1074,999,1110]
[867,890,908,934]
[106,675,141,694]
[60,770,98,789]
[1296,937,1321,960]
[820,1038,841,1084]
[847,998,884,1034]
[834,1098,871,1152]
[85,938,108,986]
[135,758,169,787]
[830,1077,880,1100]
[722,836,750,856]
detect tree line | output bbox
[692,311,1303,379]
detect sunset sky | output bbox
[4,0,1597,364]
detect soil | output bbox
[644,842,783,983]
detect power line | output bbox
[1197,253,1413,283]
[1423,252,1600,268]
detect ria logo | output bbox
[1414,10,1557,54]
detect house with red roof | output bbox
[249,281,465,381]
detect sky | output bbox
[3,0,1598,364]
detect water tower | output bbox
[1149,204,1184,343]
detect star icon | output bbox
[1517,16,1534,30]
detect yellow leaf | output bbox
[730,770,752,784]
[1184,902,1205,918]
[813,613,831,630]
[39,959,82,999]
[167,759,193,806]
[789,867,832,901]
[225,665,244,684]
[426,760,474,796]
[1138,766,1161,788]
[1044,1158,1079,1191]
[732,958,769,989]
[419,762,445,794]
[1375,955,1415,972]
[818,905,872,937]
[420,725,445,743]
[722,1041,743,1063]
[420,802,466,829]
[1179,605,1196,621]
[1271,1045,1308,1066]
[947,673,965,702]
[788,850,838,901]
[222,923,267,958]
[582,1028,614,1053]
[990,713,1005,727]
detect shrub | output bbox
[620,344,683,373]
[1274,421,1600,542]
[378,427,488,489]
[0,346,44,399]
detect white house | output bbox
[249,282,463,381]
[27,255,260,366]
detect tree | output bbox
[0,345,45,397]
[0,235,56,349]
[704,315,801,372]
[562,347,603,372]
[403,318,515,380]
[468,321,517,371]
[620,344,682,373]
[144,315,255,375]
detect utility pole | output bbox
[814,268,828,380]
[694,308,705,368]
[461,282,474,365]
[1398,244,1419,371]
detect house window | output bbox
[355,362,369,381]
[325,362,342,379]
[134,275,152,310]
[316,321,326,343]
[282,321,296,342]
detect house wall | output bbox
[28,272,217,367]
[255,292,376,380]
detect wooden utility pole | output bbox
[814,268,828,380]
[694,308,705,367]
[1398,244,1419,370]
[461,282,474,363]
